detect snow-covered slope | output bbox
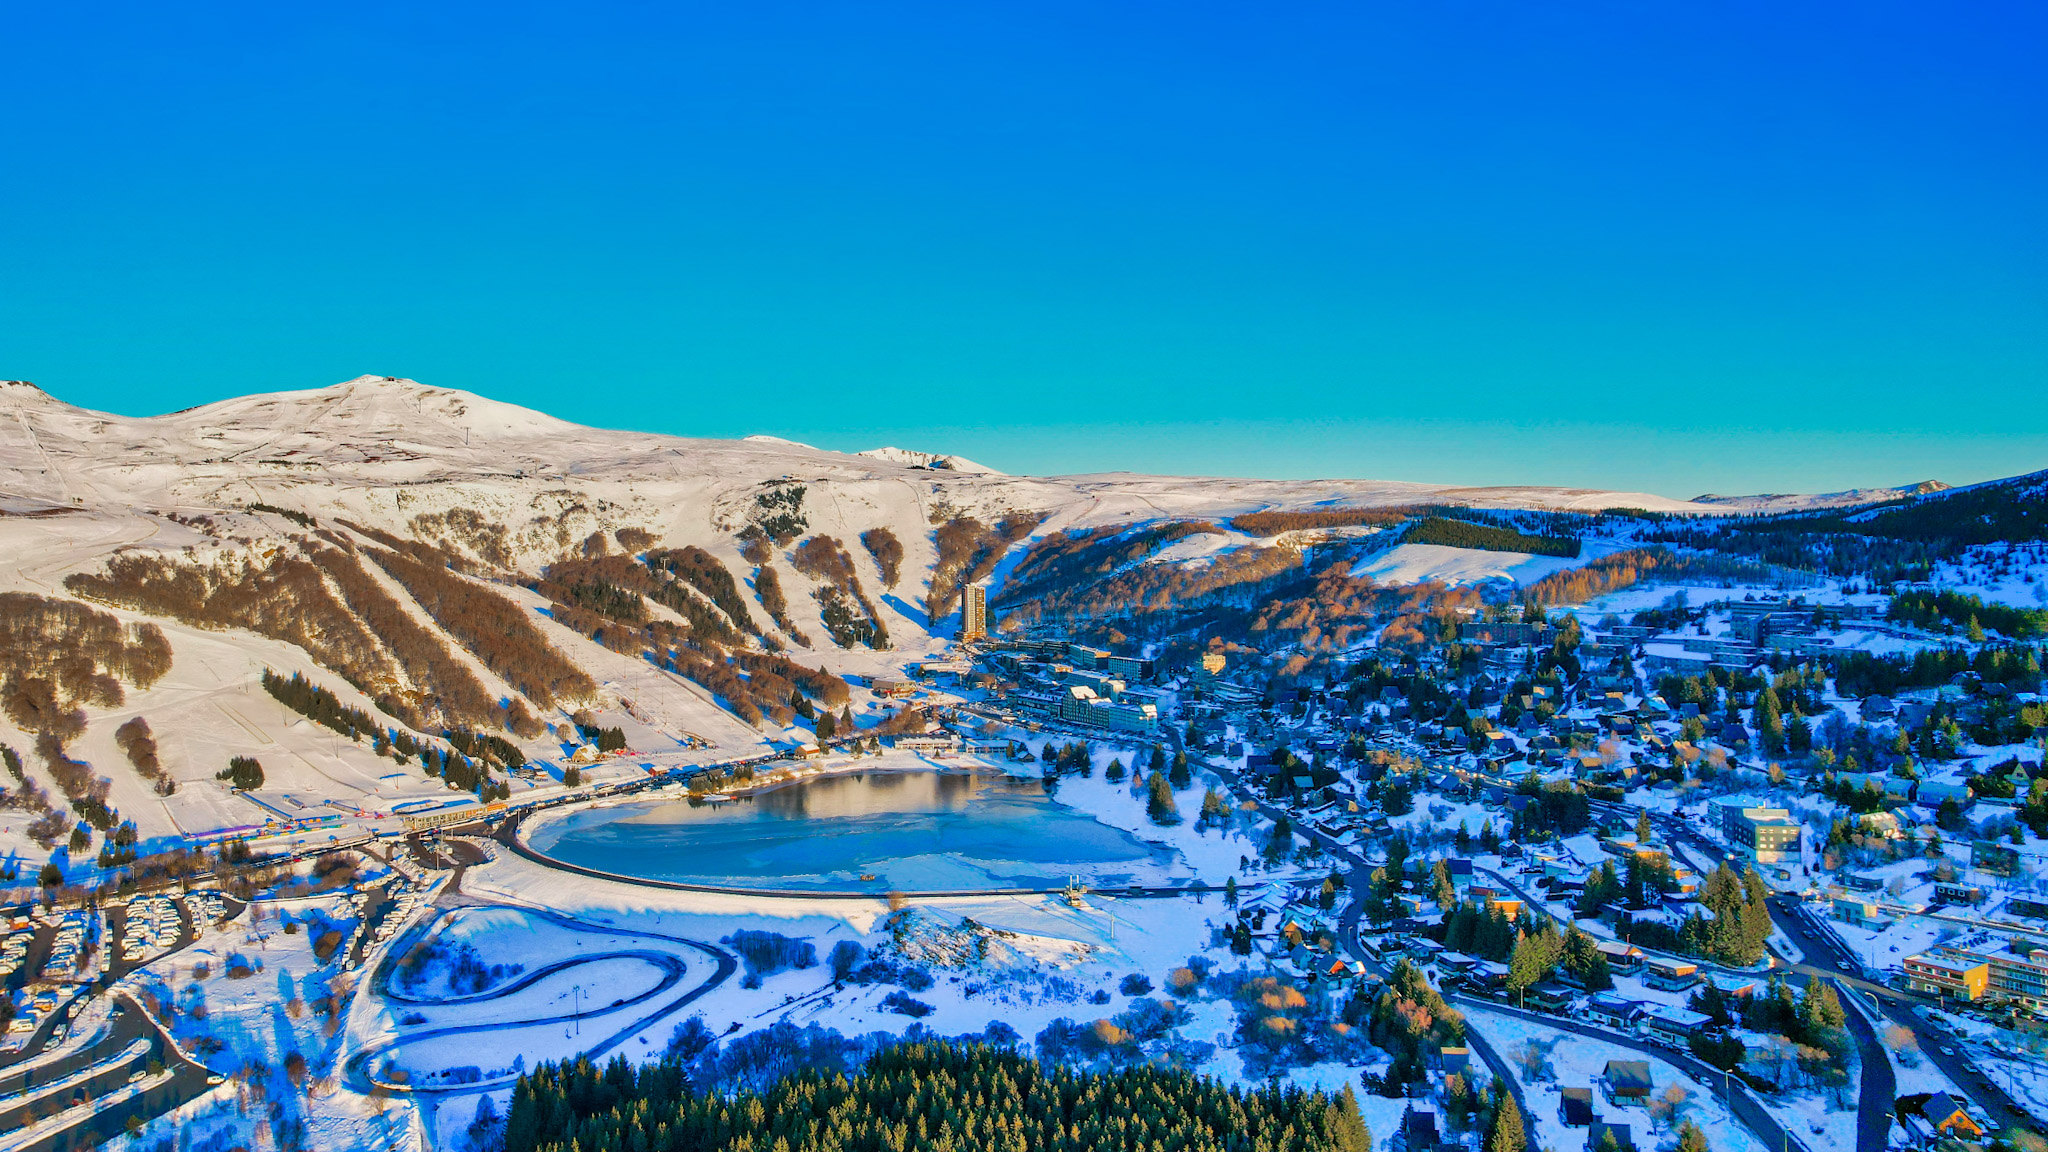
[1,375,1731,536]
[0,373,1936,852]
[857,446,1004,475]
[1350,541,1629,589]
[1691,480,1950,514]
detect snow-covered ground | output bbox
[1352,539,1631,589]
[115,883,409,1152]
[1826,917,1948,971]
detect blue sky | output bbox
[2,2,2042,497]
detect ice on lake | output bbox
[526,769,1181,892]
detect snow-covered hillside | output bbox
[1691,479,1950,513]
[0,373,1930,856]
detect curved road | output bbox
[346,903,737,1095]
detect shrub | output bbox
[880,991,933,1017]
[724,930,819,985]
[828,940,866,981]
[314,929,345,962]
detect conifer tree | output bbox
[1147,771,1180,825]
[1432,860,1456,909]
[1265,814,1294,864]
[1487,1083,1526,1152]
[1753,686,1785,754]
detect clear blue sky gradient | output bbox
[3,2,2043,497]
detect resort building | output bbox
[960,579,990,640]
[1715,802,1801,863]
[1906,932,2048,1009]
[1058,684,1159,734]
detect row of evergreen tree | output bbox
[263,667,515,798]
[1406,517,1581,559]
[503,1040,1373,1152]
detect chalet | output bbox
[1641,956,1700,991]
[1558,1087,1598,1128]
[1932,881,1985,906]
[1321,957,1370,985]
[1584,994,1642,1031]
[1525,982,1575,1013]
[1400,1107,1444,1152]
[1601,1060,1653,1106]
[1637,1004,1712,1049]
[1437,1046,1470,1075]
[1585,1121,1635,1152]
[1468,960,1510,994]
[1595,941,1644,976]
[1915,780,1972,810]
[1916,1092,1984,1140]
[1706,974,1757,1000]
[1832,898,1889,930]
[1445,858,1474,891]
[892,733,959,754]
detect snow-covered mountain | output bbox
[0,373,1959,847]
[856,446,1004,474]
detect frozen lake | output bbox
[525,769,1182,892]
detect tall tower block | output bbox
[961,579,990,640]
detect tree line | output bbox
[372,545,597,710]
[926,513,1045,626]
[1889,589,2047,640]
[1405,517,1580,559]
[792,536,890,649]
[503,1039,1373,1152]
[997,522,1223,610]
[859,528,903,588]
[114,716,176,795]
[1831,645,2040,698]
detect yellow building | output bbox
[1902,951,1990,1001]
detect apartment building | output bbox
[1906,932,2048,1009]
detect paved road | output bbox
[3,991,215,1152]
[1772,896,2036,1131]
[1633,804,2036,1135]
[1460,997,1814,1152]
[1833,976,1899,1152]
[1206,758,1543,1152]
